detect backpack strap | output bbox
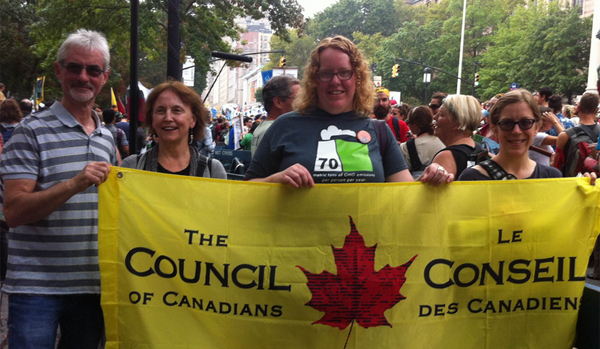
[196,154,209,177]
[479,160,518,180]
[406,138,425,171]
[372,120,389,159]
[392,118,401,141]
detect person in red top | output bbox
[373,87,409,143]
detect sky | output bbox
[301,0,340,18]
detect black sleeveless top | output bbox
[434,143,483,178]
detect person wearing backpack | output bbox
[555,92,600,177]
[400,106,445,179]
[459,89,566,181]
[121,80,226,179]
[373,87,409,143]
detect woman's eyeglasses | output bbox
[316,70,354,82]
[60,63,106,77]
[496,118,537,131]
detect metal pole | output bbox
[424,85,428,105]
[129,0,139,154]
[456,0,468,94]
[585,0,600,93]
[472,62,478,97]
[167,0,181,81]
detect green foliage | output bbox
[255,87,264,103]
[266,30,317,79]
[0,0,41,99]
[1,0,304,104]
[309,0,399,41]
[480,2,591,100]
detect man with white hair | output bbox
[0,29,117,347]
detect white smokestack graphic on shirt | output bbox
[320,126,356,141]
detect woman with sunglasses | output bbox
[121,80,226,179]
[245,36,452,186]
[459,89,562,180]
[429,94,484,179]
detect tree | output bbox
[266,29,317,80]
[255,87,263,103]
[9,0,305,104]
[309,0,399,41]
[480,2,591,101]
[0,0,41,99]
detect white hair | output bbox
[57,29,110,70]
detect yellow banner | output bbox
[99,168,600,348]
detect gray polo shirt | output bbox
[0,102,117,294]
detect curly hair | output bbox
[294,36,374,117]
[144,80,206,141]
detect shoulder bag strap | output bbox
[479,160,517,180]
[196,154,209,177]
[406,139,424,171]
[372,120,388,159]
[392,118,401,141]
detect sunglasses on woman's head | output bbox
[60,62,106,77]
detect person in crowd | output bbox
[193,110,215,157]
[121,80,226,179]
[535,87,552,107]
[563,105,578,125]
[0,29,117,348]
[400,106,445,179]
[245,35,452,186]
[528,106,562,167]
[430,94,484,178]
[19,99,33,118]
[546,94,574,137]
[477,94,502,141]
[429,92,446,116]
[373,87,409,143]
[116,113,147,154]
[555,92,600,177]
[390,103,410,121]
[252,75,300,158]
[0,99,23,145]
[0,83,5,102]
[103,108,129,159]
[241,122,260,151]
[460,89,563,180]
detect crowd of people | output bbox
[0,28,598,347]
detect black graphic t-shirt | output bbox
[245,109,408,183]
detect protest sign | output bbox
[99,168,600,348]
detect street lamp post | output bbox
[423,67,432,104]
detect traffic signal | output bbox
[392,64,400,78]
[279,57,287,68]
[474,73,480,86]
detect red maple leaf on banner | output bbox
[297,216,417,330]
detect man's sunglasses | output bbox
[429,103,440,110]
[60,63,107,77]
[496,118,537,131]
